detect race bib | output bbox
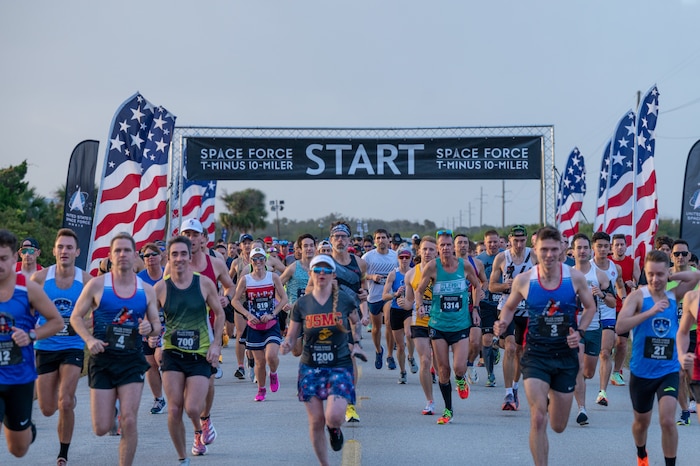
[56,316,76,337]
[538,314,570,338]
[421,299,432,317]
[644,336,673,360]
[0,340,23,366]
[105,324,139,351]
[440,295,461,312]
[310,343,337,365]
[297,288,306,298]
[253,297,273,317]
[171,329,200,351]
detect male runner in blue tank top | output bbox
[71,232,161,466]
[32,228,92,465]
[616,250,700,466]
[0,229,62,458]
[494,226,596,466]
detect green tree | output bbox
[219,188,268,236]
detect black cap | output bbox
[21,237,40,249]
[391,233,403,244]
[509,225,527,237]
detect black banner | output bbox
[680,140,700,255]
[62,140,99,270]
[185,136,542,181]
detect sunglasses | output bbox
[399,255,411,260]
[436,229,453,239]
[331,234,349,240]
[312,267,334,274]
[673,251,689,257]
[142,252,160,259]
[252,256,266,262]
[20,247,36,254]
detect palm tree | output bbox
[219,188,268,236]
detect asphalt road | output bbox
[3,330,700,465]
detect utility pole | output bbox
[269,200,284,238]
[479,187,485,226]
[495,180,511,229]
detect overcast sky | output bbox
[2,1,699,232]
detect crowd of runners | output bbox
[1,221,699,466]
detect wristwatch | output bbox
[577,329,585,339]
[28,329,37,342]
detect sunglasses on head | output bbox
[252,256,266,262]
[20,247,36,255]
[673,251,689,257]
[312,267,334,274]
[436,229,453,239]
[142,252,160,259]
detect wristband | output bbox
[577,329,585,339]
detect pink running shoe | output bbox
[255,387,267,402]
[270,372,280,392]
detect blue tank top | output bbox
[35,266,85,351]
[137,268,164,286]
[525,264,579,355]
[630,287,680,378]
[286,262,309,305]
[390,267,406,309]
[429,258,471,332]
[0,274,37,384]
[93,273,148,355]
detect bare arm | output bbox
[279,262,296,285]
[494,272,527,334]
[615,289,658,335]
[70,277,106,354]
[678,290,698,372]
[202,277,225,364]
[381,270,398,302]
[415,260,436,310]
[488,253,509,293]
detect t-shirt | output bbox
[291,290,355,368]
[362,249,398,303]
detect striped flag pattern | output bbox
[555,147,586,239]
[88,93,176,273]
[594,139,611,233]
[633,85,660,263]
[171,178,218,247]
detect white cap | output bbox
[250,247,266,258]
[309,255,336,272]
[411,234,420,241]
[181,218,203,233]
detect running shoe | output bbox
[234,367,246,380]
[408,357,419,374]
[375,346,384,370]
[179,459,190,466]
[345,404,360,422]
[477,358,484,367]
[690,400,697,413]
[191,431,207,456]
[254,387,267,402]
[513,387,520,409]
[222,334,229,348]
[493,348,501,365]
[610,371,625,386]
[596,390,608,406]
[677,410,691,426]
[637,455,649,466]
[215,366,223,379]
[150,397,167,414]
[201,417,217,444]
[109,405,120,436]
[248,358,255,382]
[398,371,407,384]
[270,372,279,392]
[485,373,497,387]
[327,426,344,451]
[387,356,397,370]
[466,367,479,385]
[437,408,453,425]
[576,408,589,426]
[57,458,67,466]
[502,393,517,411]
[422,400,435,415]
[218,354,223,364]
[456,378,470,399]
[430,366,437,384]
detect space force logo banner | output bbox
[679,140,700,254]
[62,139,99,270]
[185,136,542,181]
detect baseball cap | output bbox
[391,233,403,244]
[181,218,203,234]
[264,236,273,243]
[310,254,336,272]
[21,237,40,249]
[411,234,420,241]
[250,247,266,258]
[397,246,412,257]
[348,246,356,254]
[239,233,253,242]
[317,240,331,250]
[509,225,527,237]
[268,246,278,253]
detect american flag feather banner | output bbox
[594,139,611,233]
[633,85,660,264]
[171,173,218,247]
[603,110,636,254]
[556,147,586,239]
[88,93,176,273]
